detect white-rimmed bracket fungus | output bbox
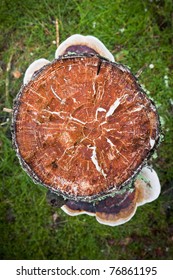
[23,58,50,84]
[135,166,161,206]
[55,34,115,62]
[12,34,161,226]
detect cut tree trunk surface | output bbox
[12,54,160,202]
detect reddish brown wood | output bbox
[12,55,160,201]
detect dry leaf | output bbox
[12,69,21,79]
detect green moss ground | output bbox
[0,0,173,259]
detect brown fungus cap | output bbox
[62,188,138,226]
[12,54,160,202]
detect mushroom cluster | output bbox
[12,34,161,226]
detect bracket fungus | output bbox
[12,34,161,226]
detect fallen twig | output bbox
[3,107,13,113]
[162,187,173,195]
[136,64,147,78]
[5,53,13,104]
[0,118,9,126]
[55,18,59,48]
